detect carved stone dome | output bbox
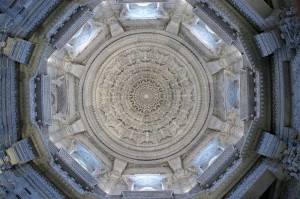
[80,30,213,163]
[2,0,299,198]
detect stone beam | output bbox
[226,160,276,199]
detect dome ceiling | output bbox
[80,30,213,163]
[6,0,281,196]
[41,1,248,194]
[1,0,300,198]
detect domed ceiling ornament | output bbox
[80,30,213,163]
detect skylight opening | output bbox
[135,3,151,7]
[185,17,224,54]
[191,139,224,174]
[140,187,157,191]
[125,174,168,191]
[121,3,167,20]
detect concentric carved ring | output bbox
[80,30,213,163]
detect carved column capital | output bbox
[2,37,35,64]
[64,62,85,78]
[168,157,192,192]
[106,16,124,37]
[5,138,38,166]
[104,158,127,193]
[208,116,230,133]
[256,128,300,180]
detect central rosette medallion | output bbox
[128,76,166,115]
[81,31,212,163]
